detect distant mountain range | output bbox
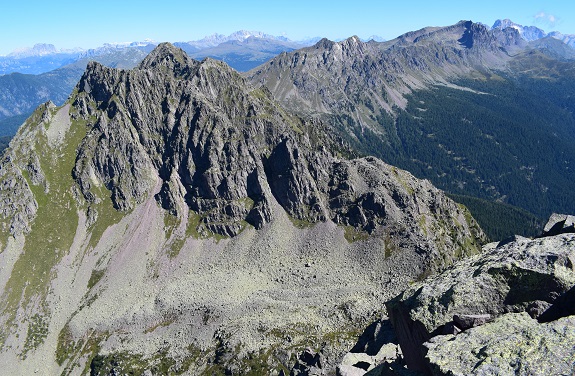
[0,30,323,135]
[0,31,321,76]
[248,20,575,227]
[492,19,575,47]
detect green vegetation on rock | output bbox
[0,105,87,348]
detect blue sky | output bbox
[1,0,573,55]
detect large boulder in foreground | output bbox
[386,229,575,375]
[425,312,575,375]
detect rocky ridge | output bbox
[0,43,484,374]
[247,21,525,122]
[247,20,575,226]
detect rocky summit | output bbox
[0,43,484,375]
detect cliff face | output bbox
[0,43,484,374]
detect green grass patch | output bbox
[89,348,194,375]
[0,109,88,347]
[418,215,428,237]
[288,214,315,229]
[87,269,106,290]
[21,313,49,358]
[343,225,369,243]
[56,325,110,375]
[143,317,176,334]
[163,211,188,259]
[86,194,126,251]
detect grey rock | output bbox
[452,314,491,330]
[291,347,323,376]
[339,318,403,374]
[350,319,397,356]
[525,300,552,319]
[386,233,575,374]
[538,284,575,323]
[425,312,575,376]
[440,322,460,336]
[541,213,575,237]
[337,364,368,376]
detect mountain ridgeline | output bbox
[0,33,309,137]
[0,43,484,374]
[248,20,575,229]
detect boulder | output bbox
[541,213,575,237]
[337,319,404,376]
[338,364,369,376]
[291,347,323,376]
[425,312,575,376]
[452,314,491,330]
[386,233,575,374]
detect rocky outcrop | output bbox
[72,43,308,235]
[385,217,575,375]
[540,212,575,237]
[66,42,485,260]
[0,102,56,235]
[425,312,575,376]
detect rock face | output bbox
[0,43,484,374]
[541,213,575,237]
[425,312,575,376]
[385,221,575,375]
[248,21,525,127]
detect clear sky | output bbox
[1,0,573,55]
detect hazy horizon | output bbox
[1,0,574,56]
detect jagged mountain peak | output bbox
[344,35,361,43]
[313,37,337,49]
[492,18,547,41]
[341,35,364,48]
[493,18,518,29]
[309,36,367,53]
[137,42,198,75]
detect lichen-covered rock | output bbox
[386,231,575,374]
[425,312,575,376]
